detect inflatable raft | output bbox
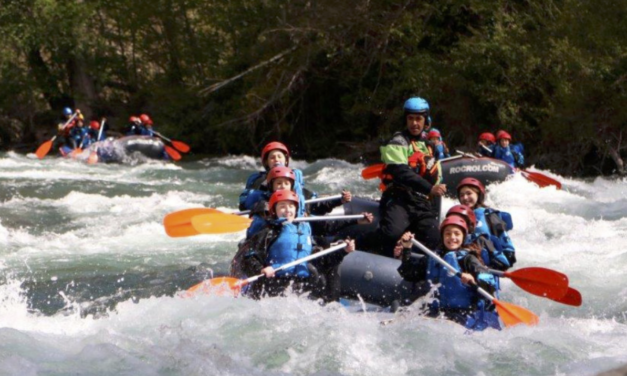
[440,155,513,197]
[73,136,168,163]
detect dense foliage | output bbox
[1,0,627,175]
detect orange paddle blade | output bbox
[494,298,539,327]
[87,151,98,165]
[185,277,243,297]
[171,140,190,153]
[549,287,582,307]
[163,208,221,237]
[35,140,53,159]
[165,145,182,161]
[70,148,83,159]
[505,267,569,300]
[361,164,384,180]
[191,213,252,234]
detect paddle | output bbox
[153,131,190,153]
[164,145,182,161]
[519,169,562,190]
[87,119,106,165]
[411,238,539,327]
[360,155,464,180]
[549,287,582,307]
[191,213,366,235]
[486,267,569,301]
[35,112,78,159]
[163,194,343,237]
[470,147,562,190]
[186,242,348,295]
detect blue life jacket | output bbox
[267,222,313,278]
[433,143,449,160]
[474,207,516,265]
[466,233,510,269]
[463,300,502,331]
[239,168,306,215]
[427,249,499,311]
[139,126,155,137]
[492,145,516,168]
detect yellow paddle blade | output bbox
[164,208,217,228]
[163,208,234,237]
[494,299,539,327]
[191,213,252,234]
[185,277,242,297]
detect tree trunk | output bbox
[67,55,97,120]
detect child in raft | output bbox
[245,165,356,239]
[456,177,517,267]
[237,190,357,301]
[426,130,450,160]
[396,217,502,330]
[492,130,525,169]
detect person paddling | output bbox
[457,177,517,267]
[237,190,356,301]
[397,218,502,330]
[358,97,446,257]
[477,132,496,157]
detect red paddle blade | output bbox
[185,277,242,297]
[521,170,562,189]
[494,299,539,327]
[505,267,569,300]
[35,140,53,159]
[549,287,582,307]
[361,164,384,180]
[171,140,190,153]
[191,213,252,234]
[165,145,182,161]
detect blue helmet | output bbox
[403,97,429,114]
[62,107,73,116]
[403,97,431,125]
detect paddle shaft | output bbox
[153,131,171,143]
[97,119,105,141]
[235,194,343,216]
[411,238,496,303]
[292,214,364,223]
[240,242,347,285]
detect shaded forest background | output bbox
[1,0,627,176]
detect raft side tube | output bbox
[339,251,429,307]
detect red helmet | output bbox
[268,189,299,217]
[446,204,476,230]
[496,130,512,141]
[439,215,468,238]
[139,114,152,125]
[261,142,290,166]
[456,177,486,204]
[427,130,441,139]
[129,116,140,124]
[266,166,296,185]
[89,121,100,130]
[478,132,496,143]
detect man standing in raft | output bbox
[360,97,447,258]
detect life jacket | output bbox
[474,207,516,266]
[267,222,313,278]
[493,145,517,169]
[380,140,439,190]
[427,249,499,310]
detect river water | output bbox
[0,151,626,375]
